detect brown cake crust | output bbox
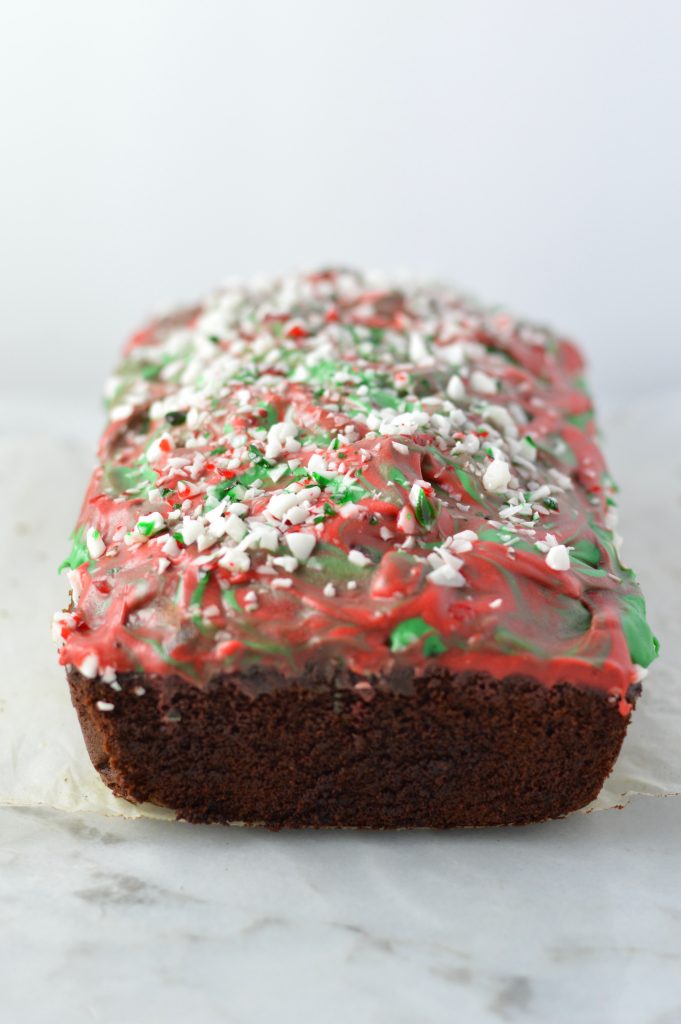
[68,666,629,828]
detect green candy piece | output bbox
[257,402,279,427]
[390,616,445,656]
[387,466,408,486]
[414,487,436,529]
[423,633,447,657]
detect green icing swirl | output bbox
[619,594,660,668]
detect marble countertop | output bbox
[2,797,681,1024]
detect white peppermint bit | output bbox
[446,375,465,402]
[161,535,181,558]
[545,544,570,571]
[136,512,166,539]
[146,432,174,463]
[426,564,466,588]
[470,370,497,394]
[268,491,303,519]
[86,527,105,559]
[286,532,316,562]
[224,513,248,543]
[483,458,511,493]
[218,548,251,573]
[450,529,478,554]
[255,525,279,552]
[80,654,100,679]
[271,578,293,589]
[397,507,417,533]
[272,555,299,573]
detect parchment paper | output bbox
[1,392,679,819]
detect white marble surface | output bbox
[2,797,681,1024]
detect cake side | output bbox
[67,665,631,828]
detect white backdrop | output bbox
[1,0,679,412]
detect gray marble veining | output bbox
[1,797,680,1024]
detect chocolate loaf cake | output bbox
[54,269,658,827]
